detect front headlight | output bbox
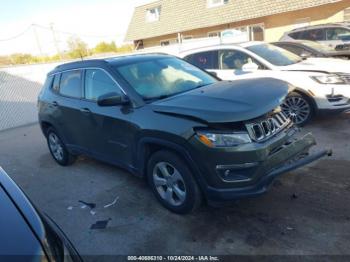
[311,74,345,84]
[197,131,251,147]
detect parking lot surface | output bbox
[0,114,349,256]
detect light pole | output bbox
[50,23,63,59]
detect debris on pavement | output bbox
[78,200,96,209]
[291,193,298,200]
[68,197,119,216]
[104,196,119,208]
[90,219,111,230]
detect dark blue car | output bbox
[0,167,81,261]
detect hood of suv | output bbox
[151,78,292,123]
[282,57,350,74]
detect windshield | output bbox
[114,57,216,100]
[247,43,302,66]
[301,41,335,52]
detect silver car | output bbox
[280,23,350,50]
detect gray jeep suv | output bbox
[38,54,330,214]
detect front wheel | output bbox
[147,150,202,214]
[281,92,314,126]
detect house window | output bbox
[345,8,350,21]
[208,31,220,37]
[183,35,193,40]
[146,6,161,22]
[160,40,170,46]
[207,0,229,8]
[160,38,178,46]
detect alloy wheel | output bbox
[152,162,187,206]
[48,133,64,161]
[281,96,311,125]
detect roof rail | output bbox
[291,22,350,31]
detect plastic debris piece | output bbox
[80,205,87,209]
[90,210,96,215]
[67,206,73,210]
[90,219,111,230]
[78,200,96,209]
[104,196,119,208]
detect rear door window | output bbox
[184,51,219,70]
[59,70,82,98]
[84,69,122,101]
[300,29,325,41]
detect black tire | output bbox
[147,150,202,214]
[281,92,314,127]
[46,127,76,166]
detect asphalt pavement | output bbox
[0,114,349,257]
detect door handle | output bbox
[80,108,91,114]
[51,101,59,107]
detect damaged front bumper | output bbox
[192,131,331,202]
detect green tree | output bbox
[67,36,89,59]
[93,41,117,54]
[9,53,34,64]
[117,44,133,53]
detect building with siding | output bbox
[126,0,350,49]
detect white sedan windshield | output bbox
[247,43,302,66]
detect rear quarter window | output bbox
[288,31,302,39]
[52,74,61,93]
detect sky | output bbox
[0,0,152,56]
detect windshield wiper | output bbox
[193,83,209,89]
[144,94,173,101]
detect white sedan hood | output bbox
[281,58,350,74]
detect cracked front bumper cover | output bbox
[205,133,331,202]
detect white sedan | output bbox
[179,42,350,125]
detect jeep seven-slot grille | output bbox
[245,112,291,142]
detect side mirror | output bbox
[300,52,311,59]
[206,71,218,77]
[242,62,259,72]
[97,92,129,107]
